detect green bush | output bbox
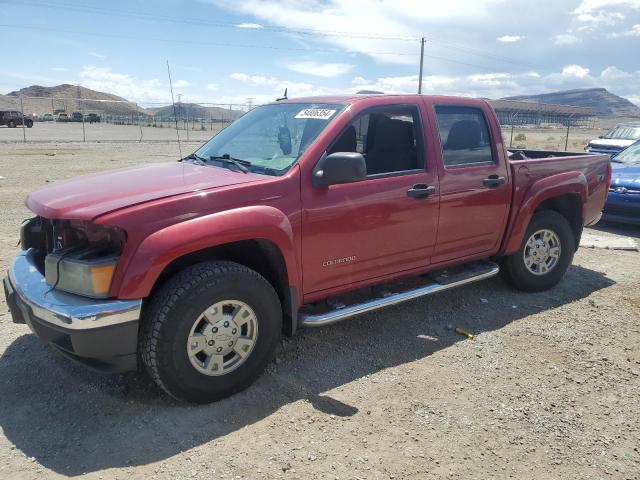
[514,133,527,141]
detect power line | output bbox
[1,0,537,67]
[0,23,524,72]
[0,23,419,57]
[0,0,419,42]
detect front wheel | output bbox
[501,210,575,292]
[140,261,282,403]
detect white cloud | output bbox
[608,23,640,36]
[286,61,354,77]
[50,67,68,72]
[351,65,640,102]
[573,0,639,24]
[561,64,591,78]
[497,35,525,43]
[229,73,279,85]
[206,83,219,91]
[88,51,106,59]
[211,0,508,65]
[554,33,582,45]
[172,80,190,88]
[78,66,170,102]
[236,22,264,29]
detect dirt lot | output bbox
[0,142,639,480]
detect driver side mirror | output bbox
[312,152,367,187]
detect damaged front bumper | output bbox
[3,249,142,372]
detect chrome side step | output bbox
[300,262,500,327]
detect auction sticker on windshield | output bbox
[294,108,337,120]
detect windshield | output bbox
[604,125,640,140]
[612,142,640,165]
[194,102,345,175]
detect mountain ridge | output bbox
[504,88,640,118]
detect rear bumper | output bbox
[3,249,142,373]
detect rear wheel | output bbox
[8,120,15,128]
[26,119,33,128]
[501,210,575,292]
[140,261,282,403]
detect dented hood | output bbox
[26,162,265,220]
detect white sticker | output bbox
[294,108,337,120]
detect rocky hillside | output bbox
[505,88,640,118]
[2,84,142,116]
[147,103,244,120]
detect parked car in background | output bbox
[56,113,69,122]
[70,112,84,122]
[585,122,640,157]
[85,113,101,123]
[0,111,34,128]
[602,139,640,225]
[41,113,54,122]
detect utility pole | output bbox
[418,37,425,94]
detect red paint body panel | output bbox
[23,94,610,309]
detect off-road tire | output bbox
[8,120,15,128]
[501,210,575,292]
[26,120,33,128]
[140,261,282,403]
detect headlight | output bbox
[45,250,119,298]
[41,221,125,298]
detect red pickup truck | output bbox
[3,94,610,403]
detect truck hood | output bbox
[26,162,265,220]
[611,163,640,190]
[589,138,636,149]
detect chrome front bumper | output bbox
[7,249,141,330]
[3,250,142,372]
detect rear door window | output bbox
[434,106,494,168]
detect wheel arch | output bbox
[149,239,299,336]
[502,172,586,255]
[112,205,301,335]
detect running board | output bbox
[300,261,500,327]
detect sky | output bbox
[1,0,640,107]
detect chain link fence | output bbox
[0,95,254,143]
[1,96,608,151]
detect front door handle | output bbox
[483,175,506,188]
[407,184,436,199]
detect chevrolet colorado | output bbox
[3,94,610,403]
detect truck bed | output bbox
[503,150,611,254]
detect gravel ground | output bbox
[0,143,639,480]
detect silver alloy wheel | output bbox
[187,300,258,376]
[523,229,561,276]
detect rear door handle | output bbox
[483,175,506,188]
[407,184,436,199]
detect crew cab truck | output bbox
[3,95,610,403]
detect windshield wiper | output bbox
[181,152,207,164]
[209,154,251,173]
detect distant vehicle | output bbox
[0,110,33,128]
[85,113,101,123]
[70,112,84,122]
[585,122,640,156]
[41,113,54,122]
[57,113,69,122]
[603,140,640,225]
